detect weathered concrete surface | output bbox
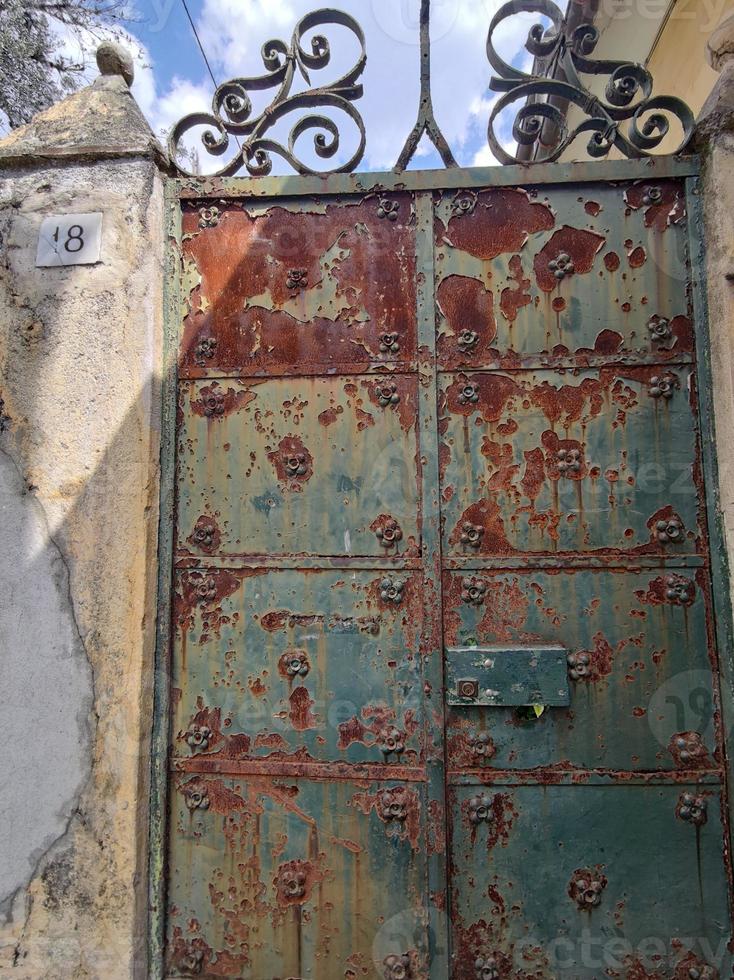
[0,74,164,166]
[696,16,734,587]
[0,70,165,978]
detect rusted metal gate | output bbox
[150,157,734,979]
[149,4,734,979]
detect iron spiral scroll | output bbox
[168,9,366,177]
[168,0,695,176]
[487,0,695,164]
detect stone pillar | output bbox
[695,15,734,604]
[0,46,166,978]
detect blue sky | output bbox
[119,0,548,173]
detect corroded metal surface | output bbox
[158,166,732,978]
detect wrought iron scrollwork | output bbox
[486,0,694,164]
[169,9,366,177]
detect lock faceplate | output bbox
[446,646,570,707]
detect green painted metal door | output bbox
[155,162,733,979]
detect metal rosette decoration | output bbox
[486,0,694,163]
[169,9,366,177]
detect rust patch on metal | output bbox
[190,382,256,419]
[534,225,606,291]
[287,686,320,731]
[627,244,647,268]
[499,254,532,324]
[584,200,602,216]
[437,187,555,259]
[427,799,446,855]
[624,181,686,232]
[437,274,497,365]
[449,499,511,555]
[175,568,243,637]
[179,197,418,375]
[317,405,342,427]
[604,250,621,272]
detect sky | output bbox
[57,0,549,174]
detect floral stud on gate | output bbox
[377,725,406,758]
[460,522,484,550]
[461,576,487,606]
[569,870,607,909]
[379,331,400,355]
[655,517,684,544]
[198,205,220,228]
[474,955,500,980]
[458,382,479,405]
[286,268,308,290]
[452,190,477,217]
[280,649,310,678]
[567,651,591,680]
[665,575,694,603]
[283,451,308,477]
[457,329,479,353]
[375,519,403,548]
[195,576,217,604]
[549,252,575,280]
[377,787,409,823]
[468,731,495,760]
[177,945,205,976]
[642,185,663,206]
[468,792,494,825]
[377,198,400,221]
[557,448,582,475]
[203,390,225,417]
[649,374,677,399]
[194,336,217,366]
[380,577,404,604]
[185,725,211,752]
[676,791,707,827]
[648,314,672,342]
[275,864,307,902]
[184,787,210,811]
[375,381,401,407]
[383,953,411,979]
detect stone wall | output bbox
[0,61,165,978]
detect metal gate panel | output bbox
[176,376,420,558]
[448,784,731,978]
[171,567,424,766]
[152,159,734,980]
[434,181,690,371]
[438,366,702,557]
[166,775,429,978]
[178,195,418,378]
[443,568,717,772]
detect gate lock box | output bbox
[446,646,570,707]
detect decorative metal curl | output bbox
[486,0,695,164]
[169,9,366,177]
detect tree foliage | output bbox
[0,0,128,129]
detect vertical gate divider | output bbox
[148,177,183,980]
[414,189,451,975]
[686,174,734,883]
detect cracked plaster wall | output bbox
[0,156,164,978]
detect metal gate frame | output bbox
[148,153,734,978]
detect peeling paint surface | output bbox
[162,175,732,978]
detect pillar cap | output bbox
[96,41,135,88]
[708,14,734,73]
